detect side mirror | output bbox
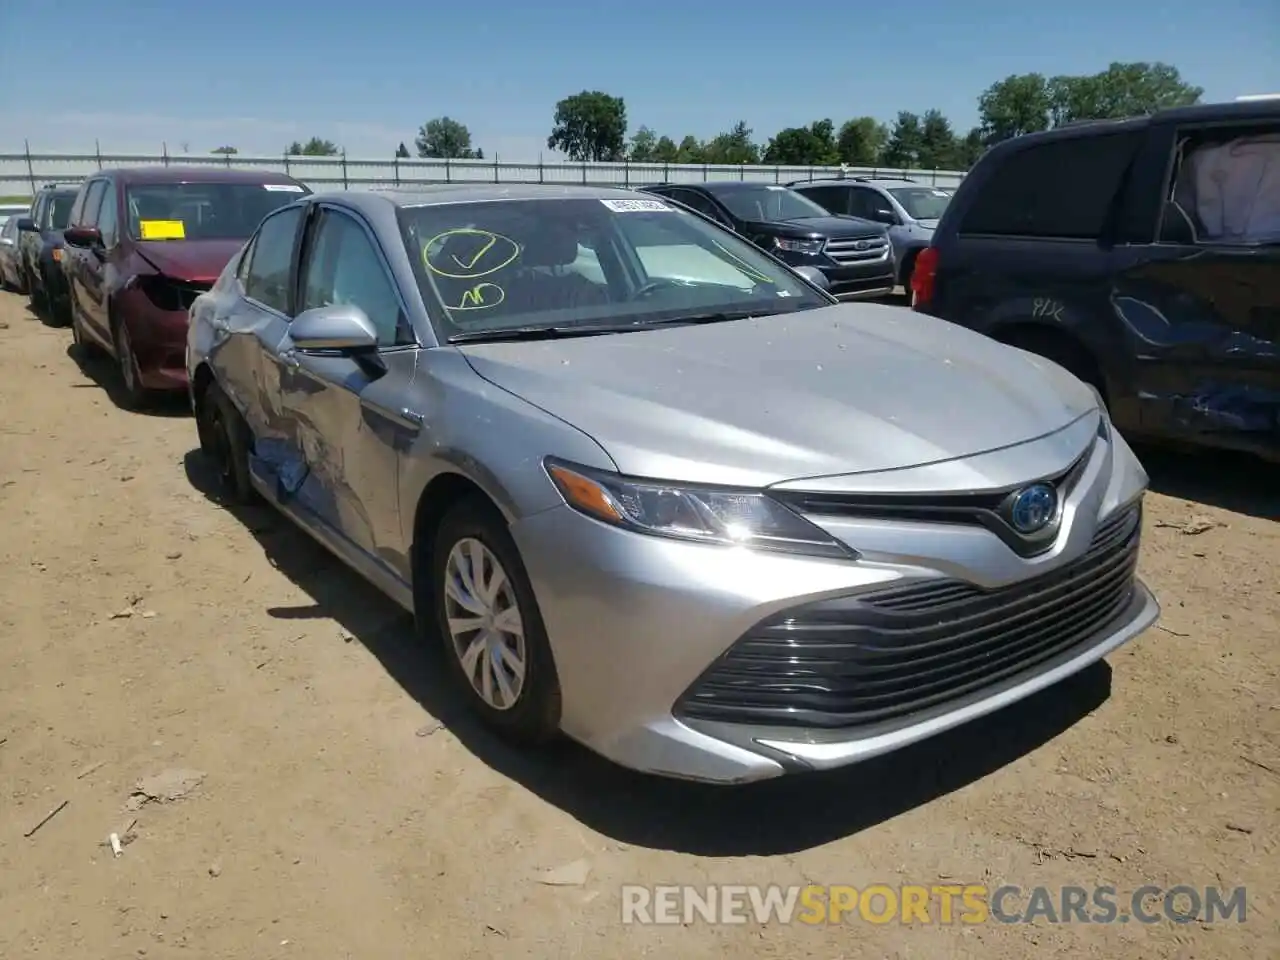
[290,304,380,353]
[872,208,899,225]
[792,265,831,292]
[63,225,102,248]
[16,217,36,232]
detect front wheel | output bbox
[197,379,256,504]
[432,496,561,743]
[112,319,153,410]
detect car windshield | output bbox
[398,196,830,340]
[125,181,307,241]
[709,185,831,223]
[47,194,76,230]
[888,187,952,221]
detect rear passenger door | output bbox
[1108,116,1280,456]
[278,203,418,565]
[932,130,1144,408]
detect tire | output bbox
[112,317,153,410]
[70,305,102,357]
[39,268,69,327]
[27,269,46,317]
[899,250,919,293]
[431,496,561,743]
[198,379,256,504]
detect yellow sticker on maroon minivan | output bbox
[138,219,186,240]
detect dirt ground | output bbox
[0,290,1277,960]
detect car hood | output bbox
[773,215,884,238]
[135,238,246,282]
[457,302,1099,488]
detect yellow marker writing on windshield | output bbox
[424,228,519,279]
[138,219,186,241]
[455,282,505,310]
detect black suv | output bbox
[637,181,896,299]
[16,183,79,324]
[913,99,1280,462]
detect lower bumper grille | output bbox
[677,504,1142,730]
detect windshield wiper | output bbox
[448,324,631,344]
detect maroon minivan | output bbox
[62,166,311,408]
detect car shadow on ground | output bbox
[64,343,189,418]
[183,448,1113,856]
[1135,442,1279,521]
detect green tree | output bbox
[651,135,679,163]
[1048,62,1202,125]
[628,125,658,161]
[547,90,627,161]
[762,120,839,166]
[836,117,887,166]
[395,142,411,158]
[702,121,759,165]
[415,117,481,159]
[917,109,958,170]
[977,74,1052,145]
[954,128,985,169]
[881,112,925,168]
[210,145,238,155]
[286,137,341,156]
[675,135,705,164]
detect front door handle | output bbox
[280,351,300,370]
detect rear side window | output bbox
[959,132,1142,240]
[799,186,848,214]
[244,205,303,314]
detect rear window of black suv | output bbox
[958,130,1144,240]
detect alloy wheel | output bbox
[442,537,527,711]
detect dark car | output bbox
[62,166,311,408]
[637,182,896,300]
[0,214,22,290]
[788,177,953,290]
[15,184,78,323]
[911,99,1280,462]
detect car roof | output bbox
[97,165,308,187]
[37,183,80,196]
[309,182,664,212]
[790,178,916,188]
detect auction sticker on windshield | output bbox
[263,184,305,192]
[600,198,671,212]
[138,219,186,240]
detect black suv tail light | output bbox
[910,246,939,308]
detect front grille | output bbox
[677,504,1142,730]
[825,235,890,265]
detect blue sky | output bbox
[1,0,1277,161]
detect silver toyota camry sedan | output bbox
[186,184,1159,784]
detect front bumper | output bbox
[510,421,1158,784]
[118,288,192,391]
[819,260,896,300]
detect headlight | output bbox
[545,458,853,559]
[773,237,825,255]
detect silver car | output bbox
[187,185,1159,785]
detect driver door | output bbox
[278,204,420,571]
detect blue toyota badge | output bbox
[1010,483,1058,534]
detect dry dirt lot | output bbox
[0,290,1277,960]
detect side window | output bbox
[97,182,119,247]
[299,209,410,347]
[69,188,87,226]
[32,195,49,228]
[235,235,258,284]
[803,186,847,215]
[81,181,107,228]
[1160,120,1280,245]
[676,190,729,225]
[244,205,304,314]
[846,188,879,220]
[959,132,1142,240]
